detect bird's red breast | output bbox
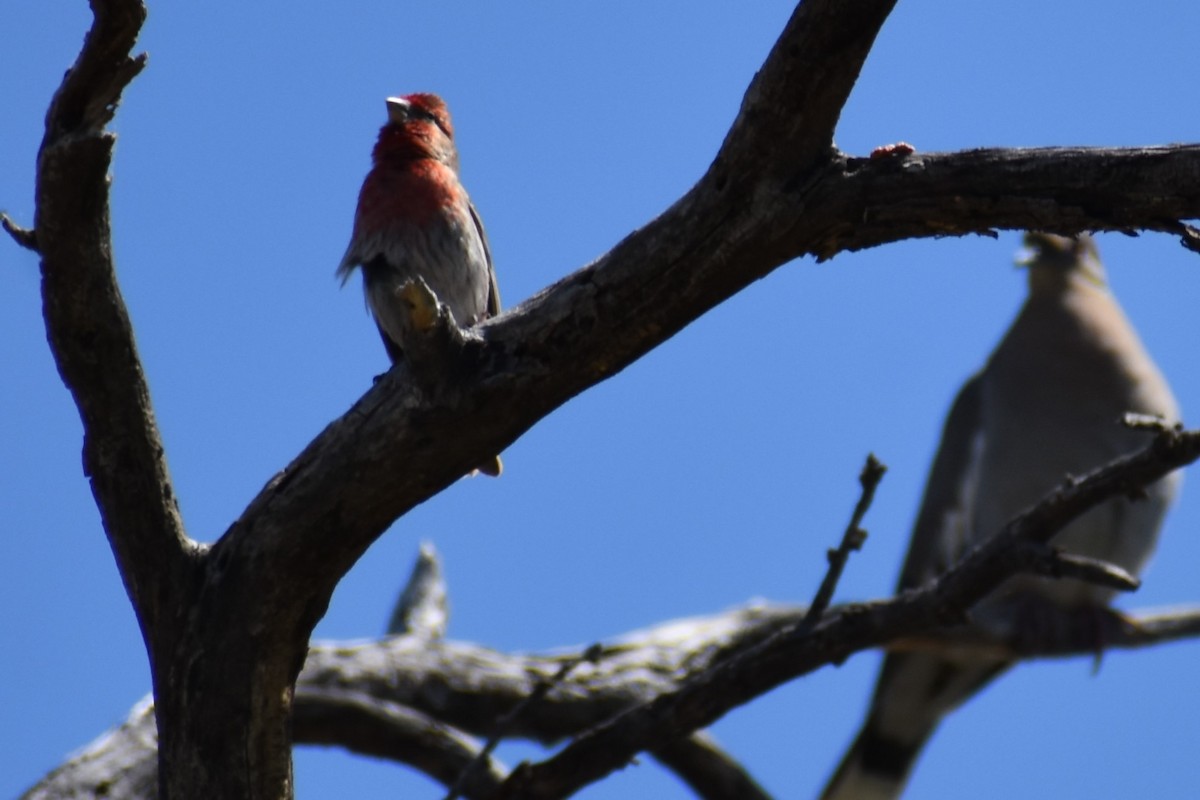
[353,159,467,236]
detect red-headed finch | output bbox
[338,94,502,476]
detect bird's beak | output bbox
[385,96,411,125]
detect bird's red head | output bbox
[390,93,454,140]
[372,93,458,168]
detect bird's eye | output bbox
[410,105,450,137]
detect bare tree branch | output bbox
[801,145,1200,258]
[1020,543,1140,592]
[293,688,508,800]
[42,0,147,138]
[715,0,899,176]
[802,454,887,628]
[22,699,159,800]
[650,732,774,800]
[33,0,190,646]
[445,647,601,800]
[23,688,513,800]
[16,0,1200,796]
[25,599,1200,800]
[891,604,1200,661]
[2,212,38,251]
[930,426,1199,618]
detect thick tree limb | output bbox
[801,145,1200,258]
[33,0,190,648]
[714,0,899,177]
[30,16,204,796]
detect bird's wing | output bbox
[896,372,985,592]
[470,202,501,317]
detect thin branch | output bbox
[1023,545,1140,592]
[651,732,774,800]
[931,426,1200,617]
[1117,606,1200,648]
[293,688,508,800]
[445,646,601,800]
[801,454,886,629]
[1,212,38,252]
[891,604,1200,661]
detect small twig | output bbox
[1,212,38,252]
[1023,544,1140,592]
[1175,221,1200,254]
[445,644,603,800]
[801,453,887,628]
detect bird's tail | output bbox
[819,722,931,800]
[819,652,1009,800]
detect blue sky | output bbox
[3,2,1199,798]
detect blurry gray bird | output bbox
[820,233,1180,800]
